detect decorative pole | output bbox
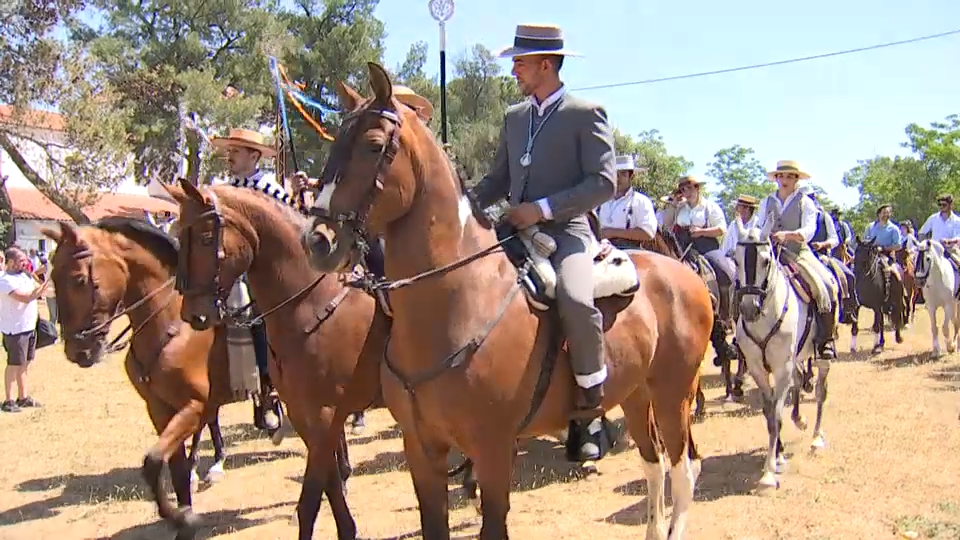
[428,0,454,144]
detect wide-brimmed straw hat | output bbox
[736,195,759,208]
[677,175,706,189]
[497,24,582,58]
[766,160,811,180]
[393,85,434,120]
[211,128,276,158]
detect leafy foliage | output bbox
[614,129,694,200]
[706,145,772,221]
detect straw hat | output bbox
[497,24,582,58]
[677,175,706,189]
[766,160,811,180]
[393,85,434,120]
[659,187,683,204]
[211,128,276,158]
[736,194,759,208]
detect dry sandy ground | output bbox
[1,307,959,540]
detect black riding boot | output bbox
[815,305,837,359]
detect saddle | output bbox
[779,261,815,305]
[817,253,852,299]
[497,224,640,312]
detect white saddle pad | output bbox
[520,234,640,301]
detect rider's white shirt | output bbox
[756,191,818,242]
[675,198,726,233]
[597,189,657,238]
[721,214,758,257]
[919,211,960,242]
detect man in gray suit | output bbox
[468,24,617,420]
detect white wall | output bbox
[13,219,60,254]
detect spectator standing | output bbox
[0,247,48,412]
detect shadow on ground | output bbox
[108,501,292,539]
[1,450,299,526]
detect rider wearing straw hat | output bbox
[597,155,657,249]
[208,127,286,433]
[469,23,617,432]
[757,160,839,359]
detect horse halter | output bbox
[735,239,775,306]
[175,188,227,317]
[310,103,403,259]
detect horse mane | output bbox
[93,216,179,269]
[211,183,310,228]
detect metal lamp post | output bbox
[428,0,454,144]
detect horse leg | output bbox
[744,359,778,489]
[186,427,203,490]
[652,384,699,540]
[621,392,667,540]
[349,411,366,435]
[791,376,807,431]
[767,366,792,482]
[204,413,226,484]
[401,429,451,540]
[929,301,943,357]
[732,354,746,399]
[472,441,515,540]
[298,424,356,540]
[872,308,884,354]
[143,399,203,538]
[893,283,905,344]
[945,302,957,354]
[810,358,830,452]
[168,443,197,540]
[850,317,859,353]
[693,381,706,420]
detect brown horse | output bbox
[43,217,231,539]
[165,179,386,540]
[897,247,920,324]
[303,62,713,540]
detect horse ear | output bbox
[41,226,62,243]
[335,81,363,111]
[367,62,393,105]
[56,222,79,245]
[160,178,188,204]
[178,177,205,204]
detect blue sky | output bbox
[374,0,960,207]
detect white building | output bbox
[0,105,178,253]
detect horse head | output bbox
[163,178,257,330]
[42,223,126,367]
[733,213,777,322]
[303,62,452,274]
[914,239,944,287]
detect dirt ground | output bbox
[1,305,959,540]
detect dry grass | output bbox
[1,307,959,540]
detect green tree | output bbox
[706,144,772,221]
[614,129,693,200]
[1,1,130,224]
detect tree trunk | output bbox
[0,178,15,247]
[0,132,90,224]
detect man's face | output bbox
[736,203,754,221]
[511,55,551,97]
[879,206,892,221]
[5,252,25,273]
[616,171,633,195]
[226,146,260,175]
[939,200,953,214]
[773,173,800,190]
[680,183,699,199]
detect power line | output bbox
[570,28,960,92]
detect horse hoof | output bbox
[351,424,365,436]
[810,435,826,453]
[204,464,225,485]
[757,471,779,491]
[189,468,200,490]
[270,426,287,447]
[793,416,808,431]
[775,455,788,473]
[175,507,200,540]
[896,336,905,344]
[579,460,600,478]
[871,346,883,355]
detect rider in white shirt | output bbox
[721,194,759,257]
[919,193,960,269]
[597,155,657,249]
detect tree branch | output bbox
[0,131,90,223]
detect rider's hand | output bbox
[291,171,317,192]
[505,202,544,229]
[772,231,790,244]
[688,226,702,237]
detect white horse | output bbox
[914,240,960,357]
[732,216,832,490]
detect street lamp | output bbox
[428,0,454,144]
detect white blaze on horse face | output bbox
[314,181,337,213]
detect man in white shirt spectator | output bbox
[597,155,657,250]
[0,247,48,412]
[919,193,960,271]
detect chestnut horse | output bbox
[165,179,386,540]
[43,217,231,539]
[303,62,712,540]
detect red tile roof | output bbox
[83,192,178,221]
[0,105,65,132]
[6,187,178,222]
[6,187,72,221]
